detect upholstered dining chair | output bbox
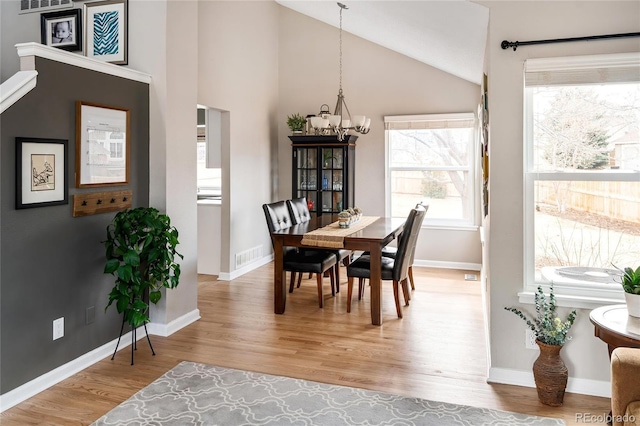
[346,205,427,318]
[286,197,352,291]
[262,201,337,308]
[356,202,428,301]
[379,202,429,294]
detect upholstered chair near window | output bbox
[286,197,352,291]
[346,205,427,318]
[262,201,337,308]
[611,347,640,426]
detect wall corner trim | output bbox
[0,70,38,114]
[15,42,152,84]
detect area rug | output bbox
[92,361,565,425]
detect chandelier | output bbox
[309,2,370,141]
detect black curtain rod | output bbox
[501,32,640,51]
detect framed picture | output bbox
[16,137,69,209]
[84,0,127,65]
[40,8,82,51]
[76,101,130,188]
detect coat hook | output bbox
[110,198,116,203]
[81,200,87,206]
[97,199,102,205]
[123,197,128,202]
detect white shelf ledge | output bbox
[15,42,151,84]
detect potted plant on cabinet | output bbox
[103,207,182,364]
[287,113,306,134]
[505,284,577,406]
[617,265,640,317]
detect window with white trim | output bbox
[524,53,640,303]
[385,113,477,226]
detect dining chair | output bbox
[379,202,429,293]
[286,197,352,292]
[346,205,427,318]
[262,201,337,308]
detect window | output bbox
[385,113,477,227]
[524,53,640,303]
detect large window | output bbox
[524,53,640,302]
[385,113,477,226]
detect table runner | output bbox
[301,216,380,248]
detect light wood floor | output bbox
[1,264,611,425]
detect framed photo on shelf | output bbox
[40,8,82,51]
[84,0,128,65]
[76,101,130,188]
[16,137,68,209]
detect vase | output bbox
[533,340,568,406]
[625,292,640,317]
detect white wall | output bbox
[197,0,280,276]
[277,7,482,267]
[481,0,640,390]
[128,0,199,325]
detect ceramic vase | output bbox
[625,292,640,317]
[533,340,568,407]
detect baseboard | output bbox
[487,367,611,398]
[147,308,201,337]
[218,254,273,281]
[0,309,201,413]
[413,259,482,271]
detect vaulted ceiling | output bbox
[276,1,489,85]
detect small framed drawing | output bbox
[76,101,130,188]
[16,137,69,209]
[40,8,82,51]
[84,0,128,65]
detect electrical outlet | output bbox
[525,329,537,349]
[53,317,64,340]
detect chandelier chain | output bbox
[339,4,343,93]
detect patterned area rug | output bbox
[92,361,565,425]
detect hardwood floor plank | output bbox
[0,265,611,425]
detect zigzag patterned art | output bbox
[92,11,119,56]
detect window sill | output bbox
[518,291,625,310]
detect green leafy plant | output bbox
[103,207,182,328]
[616,265,640,294]
[505,284,577,346]
[286,113,306,132]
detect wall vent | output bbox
[235,245,263,269]
[19,0,72,15]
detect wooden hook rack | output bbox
[73,190,132,217]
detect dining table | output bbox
[270,214,405,325]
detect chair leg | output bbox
[347,276,354,313]
[308,272,313,279]
[401,278,410,306]
[296,272,302,288]
[335,263,340,293]
[393,280,403,318]
[408,266,415,290]
[358,278,365,300]
[289,272,296,293]
[330,268,336,297]
[316,273,324,308]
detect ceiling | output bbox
[276,1,489,85]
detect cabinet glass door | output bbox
[295,148,317,212]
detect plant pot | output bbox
[533,340,568,406]
[625,292,640,317]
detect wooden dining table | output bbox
[270,214,405,325]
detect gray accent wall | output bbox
[0,57,149,393]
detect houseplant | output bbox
[103,207,182,362]
[617,265,640,317]
[286,113,306,134]
[505,284,577,406]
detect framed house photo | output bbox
[16,137,69,209]
[84,0,128,65]
[76,101,130,188]
[40,8,82,51]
